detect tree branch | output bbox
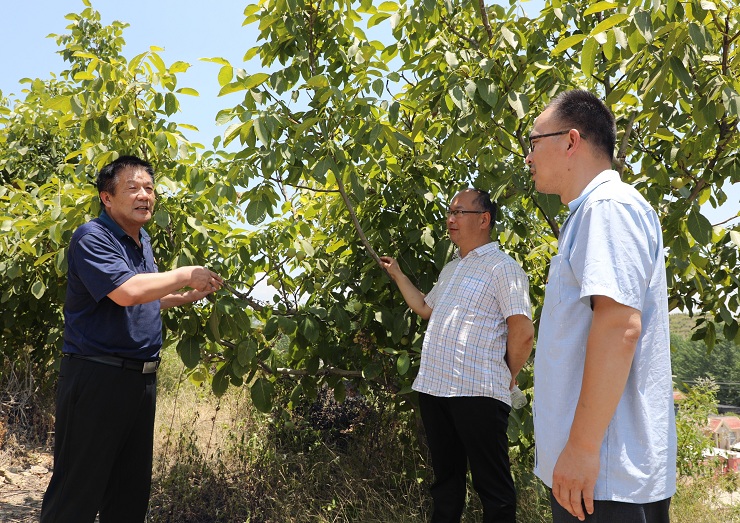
[614,111,637,176]
[712,215,740,227]
[444,18,479,49]
[334,169,383,267]
[531,194,560,238]
[285,183,340,193]
[477,0,494,41]
[219,280,299,316]
[218,339,365,378]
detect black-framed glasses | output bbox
[528,129,586,151]
[446,209,487,217]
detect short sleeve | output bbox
[70,231,136,303]
[570,200,655,311]
[492,261,532,319]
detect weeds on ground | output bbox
[671,474,740,522]
[147,351,553,523]
[148,361,433,522]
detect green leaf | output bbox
[208,309,220,341]
[397,352,410,375]
[687,208,712,244]
[722,87,740,117]
[333,381,346,403]
[176,87,199,96]
[177,335,202,369]
[251,377,274,413]
[362,362,383,380]
[581,37,597,79]
[507,91,528,119]
[218,65,233,86]
[552,33,587,55]
[583,1,618,16]
[590,13,629,37]
[212,364,230,397]
[669,57,693,90]
[368,13,391,27]
[277,315,297,334]
[169,61,190,74]
[243,72,270,89]
[31,280,46,299]
[476,79,498,108]
[300,316,321,343]
[164,92,178,115]
[263,316,279,340]
[725,230,740,248]
[377,1,398,11]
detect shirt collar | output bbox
[567,169,621,213]
[454,241,498,259]
[98,210,149,243]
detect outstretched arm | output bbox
[108,265,223,308]
[379,256,432,320]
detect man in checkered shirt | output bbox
[380,188,534,523]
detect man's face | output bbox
[101,166,155,234]
[525,107,569,197]
[446,190,487,247]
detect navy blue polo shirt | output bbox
[62,211,162,360]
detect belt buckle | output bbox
[142,361,159,374]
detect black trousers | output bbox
[40,356,157,523]
[418,393,516,523]
[550,492,671,523]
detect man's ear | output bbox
[100,192,111,208]
[480,211,491,230]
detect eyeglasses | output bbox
[446,209,487,217]
[528,129,586,151]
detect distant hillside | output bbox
[669,313,704,340]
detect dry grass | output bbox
[148,353,433,522]
[4,348,740,522]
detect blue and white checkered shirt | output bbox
[412,242,531,404]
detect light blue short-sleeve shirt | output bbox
[412,242,532,404]
[533,170,677,503]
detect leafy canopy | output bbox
[1,1,739,448]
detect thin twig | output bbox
[334,171,383,267]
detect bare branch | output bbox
[444,18,479,49]
[615,111,637,176]
[334,170,383,267]
[285,183,340,193]
[274,366,364,378]
[477,0,494,41]
[712,215,740,227]
[219,280,298,316]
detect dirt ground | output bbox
[0,446,52,522]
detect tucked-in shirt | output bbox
[533,170,677,503]
[412,242,532,404]
[62,211,162,360]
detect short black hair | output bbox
[96,155,155,203]
[548,90,616,161]
[468,188,498,232]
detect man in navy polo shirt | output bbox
[41,155,224,523]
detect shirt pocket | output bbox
[545,254,564,308]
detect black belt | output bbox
[65,353,160,374]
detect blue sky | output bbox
[1,0,737,225]
[0,0,254,147]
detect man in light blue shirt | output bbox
[526,90,677,523]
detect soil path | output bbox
[0,448,52,522]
